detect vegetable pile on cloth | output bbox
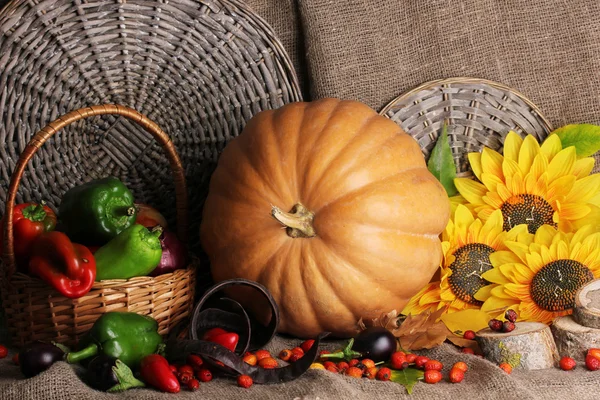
[1,337,600,399]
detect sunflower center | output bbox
[448,243,495,305]
[501,194,555,234]
[530,259,594,311]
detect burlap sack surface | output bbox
[298,0,600,127]
[2,337,600,399]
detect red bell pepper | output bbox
[0,202,57,271]
[140,354,180,393]
[203,328,239,352]
[28,231,96,299]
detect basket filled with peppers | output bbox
[0,105,196,347]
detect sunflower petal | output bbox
[518,135,542,173]
[529,153,549,181]
[560,203,591,221]
[480,209,504,244]
[481,147,505,180]
[540,134,563,159]
[475,284,495,301]
[505,241,529,263]
[481,297,520,314]
[502,157,522,181]
[490,250,522,266]
[503,131,524,161]
[481,171,505,192]
[566,174,600,204]
[547,146,576,181]
[468,152,483,181]
[573,157,595,179]
[547,175,576,202]
[455,178,487,205]
[481,267,510,284]
[535,225,557,247]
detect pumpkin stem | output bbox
[271,203,316,238]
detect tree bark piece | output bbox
[476,322,558,370]
[551,315,600,362]
[574,279,600,329]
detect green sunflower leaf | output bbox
[390,368,424,394]
[427,123,458,196]
[552,124,600,158]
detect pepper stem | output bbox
[318,338,363,361]
[271,203,316,238]
[22,201,47,222]
[66,343,99,364]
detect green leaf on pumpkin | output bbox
[390,368,424,394]
[427,123,458,196]
[552,124,600,158]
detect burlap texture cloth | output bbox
[2,337,600,400]
[3,0,600,398]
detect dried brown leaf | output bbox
[393,307,450,351]
[358,310,403,332]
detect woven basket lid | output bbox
[380,77,553,179]
[0,0,301,248]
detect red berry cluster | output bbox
[170,354,213,391]
[489,309,518,333]
[276,339,315,364]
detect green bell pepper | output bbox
[58,177,137,246]
[67,312,162,368]
[95,224,163,281]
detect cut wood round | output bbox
[551,315,600,362]
[476,322,558,370]
[574,279,600,329]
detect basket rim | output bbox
[379,76,554,133]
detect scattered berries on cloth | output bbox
[198,369,213,382]
[178,373,192,384]
[237,375,253,388]
[289,353,303,362]
[559,357,576,371]
[405,353,417,363]
[488,319,503,332]
[187,354,203,369]
[415,356,429,369]
[326,365,339,373]
[178,365,194,377]
[449,367,465,383]
[278,349,292,361]
[461,348,475,355]
[424,370,442,384]
[499,363,513,374]
[390,352,408,370]
[463,330,476,340]
[301,339,315,353]
[349,359,360,367]
[254,350,271,361]
[310,363,325,370]
[258,357,278,369]
[187,379,200,391]
[588,348,600,361]
[361,359,375,369]
[12,353,19,365]
[291,347,305,357]
[453,362,468,372]
[365,367,378,379]
[337,361,350,371]
[376,367,392,381]
[586,355,600,371]
[502,321,516,333]
[243,353,257,366]
[424,360,443,371]
[0,346,8,359]
[345,366,363,378]
[505,309,518,323]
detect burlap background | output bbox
[295,0,600,127]
[2,337,600,400]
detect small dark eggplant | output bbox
[352,327,397,362]
[19,342,65,378]
[85,355,145,392]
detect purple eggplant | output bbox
[149,230,187,276]
[19,342,65,378]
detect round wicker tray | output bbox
[0,0,302,250]
[380,77,553,178]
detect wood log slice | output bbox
[476,322,558,370]
[574,279,600,329]
[551,315,600,362]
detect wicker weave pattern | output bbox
[0,0,301,250]
[380,78,553,178]
[2,105,196,346]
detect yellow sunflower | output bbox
[477,224,600,324]
[402,204,528,316]
[455,132,600,234]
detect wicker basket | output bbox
[0,0,302,254]
[1,105,196,346]
[380,77,554,178]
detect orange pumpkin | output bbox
[200,99,450,338]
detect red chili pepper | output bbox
[140,354,180,393]
[0,202,57,271]
[202,328,228,340]
[28,231,96,299]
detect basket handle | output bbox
[2,104,189,278]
